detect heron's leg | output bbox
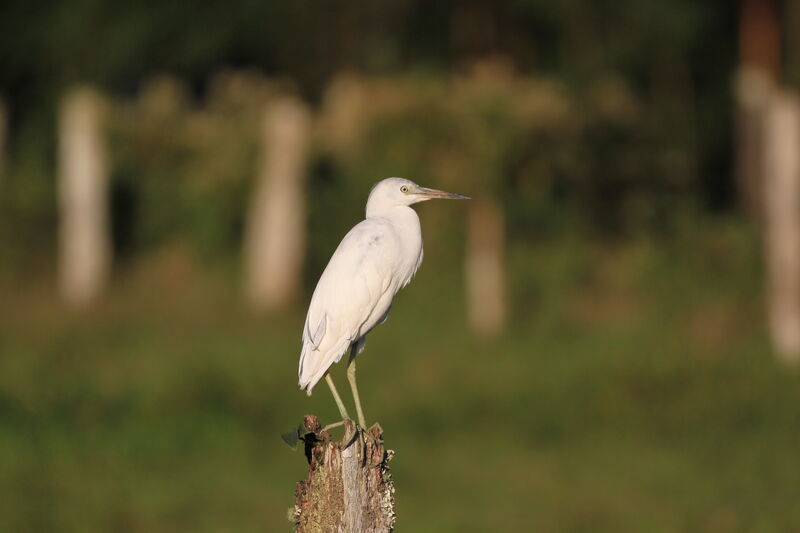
[346,353,367,428]
[322,420,345,432]
[324,374,350,420]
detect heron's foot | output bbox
[322,417,370,433]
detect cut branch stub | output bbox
[292,415,395,533]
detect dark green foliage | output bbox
[0,0,747,276]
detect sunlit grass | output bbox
[1,220,799,532]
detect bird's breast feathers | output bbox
[298,214,424,392]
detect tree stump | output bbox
[291,415,396,533]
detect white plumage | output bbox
[297,177,468,426]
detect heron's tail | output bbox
[298,339,350,395]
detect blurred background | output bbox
[1,0,800,531]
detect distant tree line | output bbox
[1,0,740,208]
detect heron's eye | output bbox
[400,185,409,193]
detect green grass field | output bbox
[1,217,799,532]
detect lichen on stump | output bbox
[292,415,396,533]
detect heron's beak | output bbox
[414,186,470,201]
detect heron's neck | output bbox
[368,205,423,282]
[366,204,420,230]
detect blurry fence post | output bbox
[244,95,312,311]
[57,87,111,307]
[0,96,7,183]
[734,68,773,217]
[735,0,780,216]
[465,198,506,337]
[764,90,800,364]
[318,73,364,158]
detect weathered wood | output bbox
[292,415,396,533]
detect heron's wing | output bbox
[299,219,398,393]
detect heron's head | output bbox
[367,178,469,214]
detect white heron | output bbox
[298,177,469,428]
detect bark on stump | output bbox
[292,415,396,533]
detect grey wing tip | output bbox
[298,378,315,396]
